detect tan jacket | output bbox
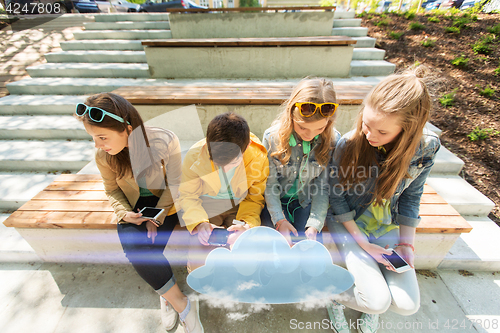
[95,127,181,225]
[178,133,269,233]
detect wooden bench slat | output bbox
[419,203,460,216]
[4,211,115,229]
[142,36,357,47]
[18,200,113,212]
[32,190,108,201]
[55,174,102,182]
[417,215,472,233]
[45,182,105,191]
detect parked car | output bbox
[95,0,140,12]
[55,0,101,13]
[138,0,206,12]
[425,0,444,10]
[440,0,464,9]
[459,0,481,9]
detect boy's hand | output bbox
[277,219,298,246]
[196,222,214,246]
[305,227,318,241]
[227,223,250,246]
[123,210,150,225]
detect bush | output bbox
[389,31,404,39]
[446,26,461,33]
[375,19,391,27]
[357,12,367,18]
[453,17,470,29]
[495,67,500,76]
[428,16,440,23]
[439,90,457,107]
[405,12,416,20]
[409,22,426,30]
[471,15,478,21]
[478,85,496,97]
[468,127,500,141]
[239,0,260,7]
[472,35,494,55]
[489,23,500,35]
[421,39,435,47]
[451,55,469,67]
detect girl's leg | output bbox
[326,219,392,314]
[371,229,420,316]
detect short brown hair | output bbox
[206,113,250,166]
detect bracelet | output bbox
[395,243,415,252]
[275,220,284,230]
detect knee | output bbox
[391,300,420,316]
[355,287,392,314]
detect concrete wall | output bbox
[168,12,335,38]
[145,45,354,79]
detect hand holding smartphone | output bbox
[139,207,164,224]
[382,248,412,273]
[208,228,231,246]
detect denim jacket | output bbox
[328,128,441,228]
[263,125,341,232]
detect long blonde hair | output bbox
[339,70,431,205]
[271,78,338,166]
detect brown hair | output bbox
[271,78,338,166]
[206,112,251,166]
[339,69,431,205]
[78,93,146,179]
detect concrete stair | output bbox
[0,174,60,211]
[73,30,172,40]
[93,13,170,22]
[332,27,369,37]
[45,50,147,63]
[0,115,88,140]
[83,21,170,30]
[26,63,150,78]
[60,40,144,51]
[0,95,87,115]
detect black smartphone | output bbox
[290,234,307,244]
[139,207,164,220]
[208,228,230,246]
[382,250,412,273]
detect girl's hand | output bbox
[146,220,158,244]
[277,219,298,246]
[395,245,415,269]
[361,243,393,268]
[195,222,215,246]
[123,210,150,225]
[305,227,318,241]
[227,223,250,246]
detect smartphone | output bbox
[208,228,230,246]
[382,250,412,273]
[290,234,307,244]
[139,207,164,221]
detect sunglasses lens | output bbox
[320,104,337,117]
[89,107,104,122]
[76,104,87,116]
[299,103,317,116]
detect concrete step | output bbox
[45,51,147,63]
[0,95,87,115]
[0,214,41,262]
[72,30,172,40]
[331,27,368,37]
[333,10,356,19]
[430,145,465,175]
[426,122,442,137]
[352,48,385,60]
[438,217,500,271]
[333,18,361,27]
[0,173,60,211]
[94,13,170,22]
[0,116,88,140]
[6,77,388,95]
[84,21,170,30]
[349,60,396,76]
[60,40,144,51]
[426,175,495,217]
[0,140,94,172]
[352,37,376,48]
[26,63,150,78]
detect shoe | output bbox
[327,300,350,333]
[180,298,204,333]
[358,313,379,333]
[160,297,178,331]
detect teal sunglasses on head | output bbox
[75,103,130,125]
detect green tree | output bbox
[240,0,260,7]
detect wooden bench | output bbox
[142,36,357,78]
[4,174,472,269]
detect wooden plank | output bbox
[32,190,108,201]
[417,215,472,233]
[419,193,448,204]
[45,181,105,191]
[142,36,357,47]
[423,184,437,194]
[419,203,460,216]
[55,174,102,182]
[4,211,115,229]
[166,6,336,13]
[18,200,113,212]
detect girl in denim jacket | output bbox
[261,78,341,245]
[326,71,440,333]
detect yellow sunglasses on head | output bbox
[295,102,339,118]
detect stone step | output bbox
[352,37,376,48]
[45,51,147,63]
[0,140,94,172]
[26,63,150,78]
[430,146,465,175]
[0,214,41,262]
[349,60,396,76]
[331,27,368,37]
[0,116,88,140]
[333,18,361,27]
[73,30,172,40]
[84,21,170,30]
[438,217,500,271]
[333,10,356,19]
[426,175,495,217]
[94,13,170,22]
[60,40,144,51]
[0,173,60,211]
[6,77,389,96]
[352,48,385,60]
[426,122,442,137]
[0,95,87,115]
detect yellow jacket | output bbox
[178,133,269,233]
[95,127,181,225]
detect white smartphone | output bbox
[139,207,164,221]
[382,249,412,273]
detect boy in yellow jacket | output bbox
[178,113,269,271]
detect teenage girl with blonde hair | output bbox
[326,70,440,333]
[261,78,341,244]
